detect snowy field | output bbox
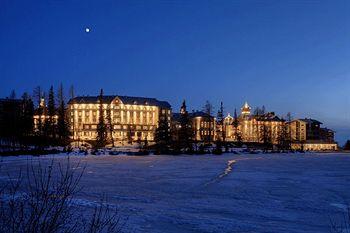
[1,153,350,233]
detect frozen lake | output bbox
[1,153,350,233]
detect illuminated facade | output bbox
[68,95,171,143]
[190,111,215,142]
[224,102,284,144]
[288,118,337,151]
[172,111,215,142]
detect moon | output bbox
[85,28,90,33]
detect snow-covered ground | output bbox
[1,153,350,233]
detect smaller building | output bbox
[288,118,337,151]
[190,111,215,142]
[172,111,215,143]
[224,102,284,145]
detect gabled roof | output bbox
[68,95,171,108]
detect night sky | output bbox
[0,0,349,143]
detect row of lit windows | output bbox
[200,131,214,136]
[72,110,157,117]
[200,122,214,128]
[77,131,155,139]
[81,124,154,131]
[71,104,159,111]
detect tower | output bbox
[241,102,251,116]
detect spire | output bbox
[180,100,187,114]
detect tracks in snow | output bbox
[204,159,236,186]
[203,157,264,186]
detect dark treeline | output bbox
[0,85,71,153]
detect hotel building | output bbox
[68,95,171,143]
[288,119,337,151]
[31,94,337,151]
[172,111,215,142]
[224,102,284,144]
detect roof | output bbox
[299,118,323,125]
[254,112,284,122]
[322,127,335,133]
[67,96,116,104]
[68,95,171,108]
[189,111,214,118]
[172,111,214,122]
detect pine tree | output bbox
[286,112,293,150]
[232,108,242,147]
[44,86,56,144]
[217,102,224,122]
[126,125,133,145]
[95,89,107,149]
[178,100,193,152]
[19,93,34,147]
[106,104,115,147]
[277,118,288,151]
[343,140,350,150]
[33,86,44,137]
[216,101,225,142]
[253,107,261,116]
[154,109,172,154]
[203,100,214,144]
[9,90,16,99]
[69,85,76,140]
[260,124,272,152]
[56,84,71,147]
